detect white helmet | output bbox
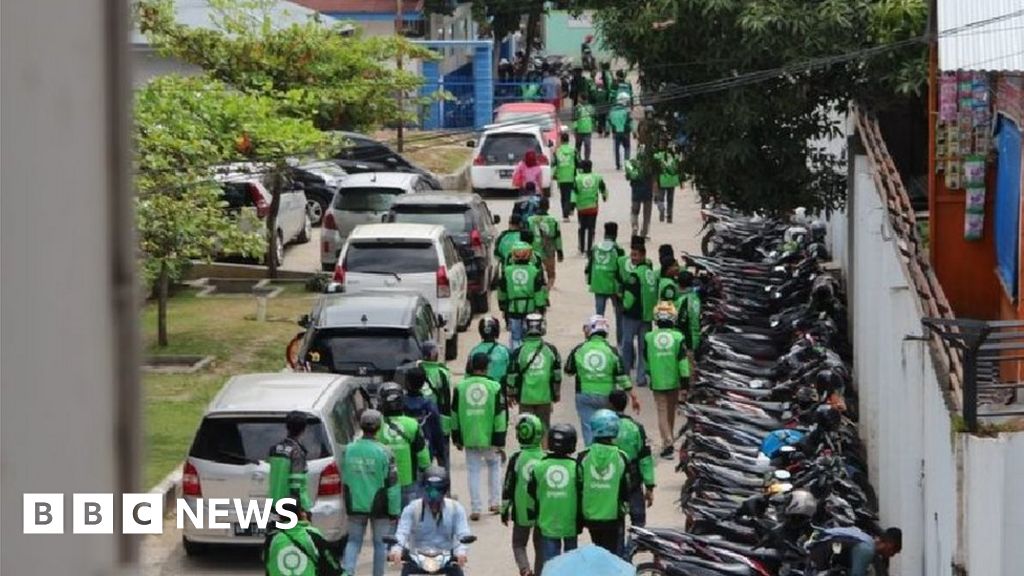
[783,489,818,519]
[585,314,610,336]
[783,226,808,244]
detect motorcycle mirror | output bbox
[383,535,399,546]
[459,535,477,544]
[298,314,310,328]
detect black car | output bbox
[295,291,448,385]
[386,192,500,313]
[330,131,443,190]
[289,160,349,226]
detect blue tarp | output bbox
[760,429,805,458]
[540,545,636,576]
[994,116,1021,300]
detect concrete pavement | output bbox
[140,134,703,576]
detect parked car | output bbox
[295,292,451,382]
[494,102,562,150]
[289,160,348,226]
[180,372,365,555]
[468,124,552,195]
[330,131,442,189]
[215,163,311,267]
[386,192,500,313]
[320,172,435,272]
[333,223,470,357]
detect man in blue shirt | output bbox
[808,526,902,576]
[389,466,474,576]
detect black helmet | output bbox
[794,386,818,409]
[524,313,546,337]
[479,316,501,340]
[814,405,842,430]
[285,410,308,436]
[814,369,843,395]
[379,382,405,415]
[421,465,450,504]
[359,409,383,433]
[547,424,577,456]
[403,365,427,396]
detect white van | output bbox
[333,223,470,356]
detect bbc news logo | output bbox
[23,494,298,534]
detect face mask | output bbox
[425,486,444,504]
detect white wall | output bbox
[2,0,139,571]
[834,149,1024,575]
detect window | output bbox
[391,205,472,233]
[330,397,356,444]
[442,236,460,267]
[495,111,556,131]
[306,328,420,374]
[480,133,542,165]
[189,416,331,463]
[345,241,438,273]
[333,187,404,212]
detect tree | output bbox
[136,0,432,274]
[469,1,546,71]
[135,75,327,345]
[576,0,927,213]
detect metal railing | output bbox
[921,318,1024,431]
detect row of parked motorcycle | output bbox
[628,209,880,576]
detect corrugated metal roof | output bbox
[938,1,1024,72]
[132,0,339,46]
[291,0,423,14]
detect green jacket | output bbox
[673,289,702,377]
[497,259,548,317]
[571,172,606,213]
[268,437,311,511]
[501,446,545,527]
[376,415,431,488]
[620,258,659,322]
[654,150,681,188]
[508,336,562,405]
[528,455,582,538]
[578,442,630,523]
[574,104,595,134]
[554,144,577,183]
[467,340,512,386]
[643,327,688,391]
[494,229,523,265]
[264,521,340,576]
[657,274,679,303]
[528,213,563,259]
[451,374,508,449]
[341,436,401,517]
[565,334,631,395]
[608,105,630,134]
[586,239,625,296]
[615,414,655,489]
[421,360,453,435]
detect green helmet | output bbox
[515,413,544,448]
[590,409,621,440]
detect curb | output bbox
[439,160,471,191]
[151,467,181,513]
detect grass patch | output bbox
[372,129,473,175]
[405,145,472,175]
[142,290,316,487]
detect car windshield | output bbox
[334,187,404,212]
[480,133,542,165]
[496,111,555,130]
[345,241,438,273]
[391,206,471,234]
[189,416,331,464]
[307,328,420,373]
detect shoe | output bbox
[489,505,500,515]
[667,218,673,223]
[659,214,665,222]
[470,512,481,521]
[660,446,675,459]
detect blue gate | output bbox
[413,40,493,130]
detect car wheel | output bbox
[307,196,327,227]
[273,231,285,267]
[445,332,459,361]
[182,537,208,557]
[470,291,489,313]
[297,215,312,244]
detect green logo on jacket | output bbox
[545,464,570,489]
[276,545,309,575]
[583,350,607,372]
[654,332,674,351]
[465,382,489,407]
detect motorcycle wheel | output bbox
[635,562,667,576]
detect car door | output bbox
[475,201,498,279]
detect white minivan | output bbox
[469,123,552,194]
[333,223,470,356]
[180,373,366,555]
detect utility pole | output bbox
[395,0,404,152]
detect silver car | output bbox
[320,172,435,271]
[180,373,366,555]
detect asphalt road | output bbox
[141,134,703,576]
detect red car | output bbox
[494,102,564,149]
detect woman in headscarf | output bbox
[512,149,545,196]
